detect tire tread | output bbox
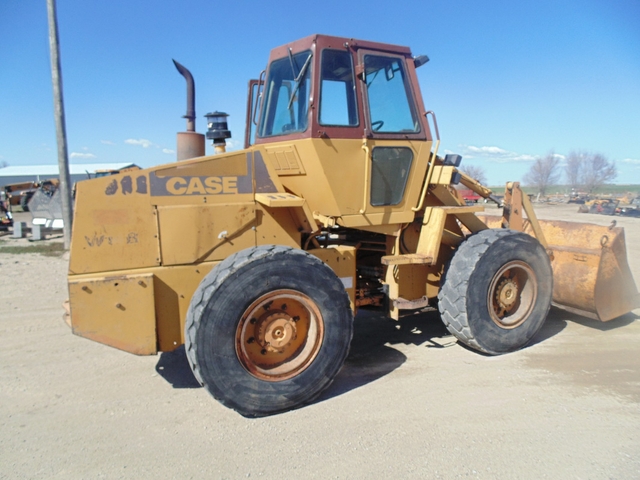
[438,229,522,354]
[185,245,352,416]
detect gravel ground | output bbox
[1,204,639,479]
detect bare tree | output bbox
[524,151,561,195]
[582,153,617,193]
[564,151,616,193]
[459,164,488,186]
[565,151,583,191]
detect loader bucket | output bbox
[478,216,640,321]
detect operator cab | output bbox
[245,34,432,147]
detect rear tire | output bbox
[185,245,353,417]
[438,229,553,355]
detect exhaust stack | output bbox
[173,59,205,161]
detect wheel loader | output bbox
[67,34,640,417]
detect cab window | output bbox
[363,55,419,133]
[258,51,312,137]
[370,147,413,206]
[319,49,358,126]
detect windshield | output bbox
[258,51,312,137]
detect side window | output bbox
[319,49,358,126]
[363,55,419,133]
[370,147,413,206]
[258,51,312,137]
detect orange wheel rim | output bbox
[487,261,538,329]
[235,290,324,381]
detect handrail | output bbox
[252,70,266,126]
[360,138,371,214]
[413,111,440,212]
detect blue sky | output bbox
[1,0,639,185]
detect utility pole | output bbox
[46,0,73,249]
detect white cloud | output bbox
[162,148,175,154]
[622,158,640,164]
[225,139,241,152]
[460,144,537,163]
[70,152,97,159]
[101,140,115,145]
[465,145,509,155]
[125,138,155,148]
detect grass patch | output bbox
[0,242,65,257]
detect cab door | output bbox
[350,50,431,226]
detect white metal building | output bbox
[0,163,139,187]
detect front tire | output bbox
[185,246,353,417]
[438,229,553,355]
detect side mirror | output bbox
[413,55,430,68]
[443,154,462,167]
[385,65,394,81]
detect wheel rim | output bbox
[487,261,537,329]
[235,289,324,381]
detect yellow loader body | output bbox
[65,33,640,416]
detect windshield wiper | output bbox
[287,52,313,110]
[288,48,298,77]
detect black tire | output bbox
[185,245,353,417]
[438,229,553,355]
[20,193,32,212]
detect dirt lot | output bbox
[1,204,639,479]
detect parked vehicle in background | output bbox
[3,179,59,212]
[0,190,12,229]
[455,187,482,205]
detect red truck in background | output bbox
[456,188,482,204]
